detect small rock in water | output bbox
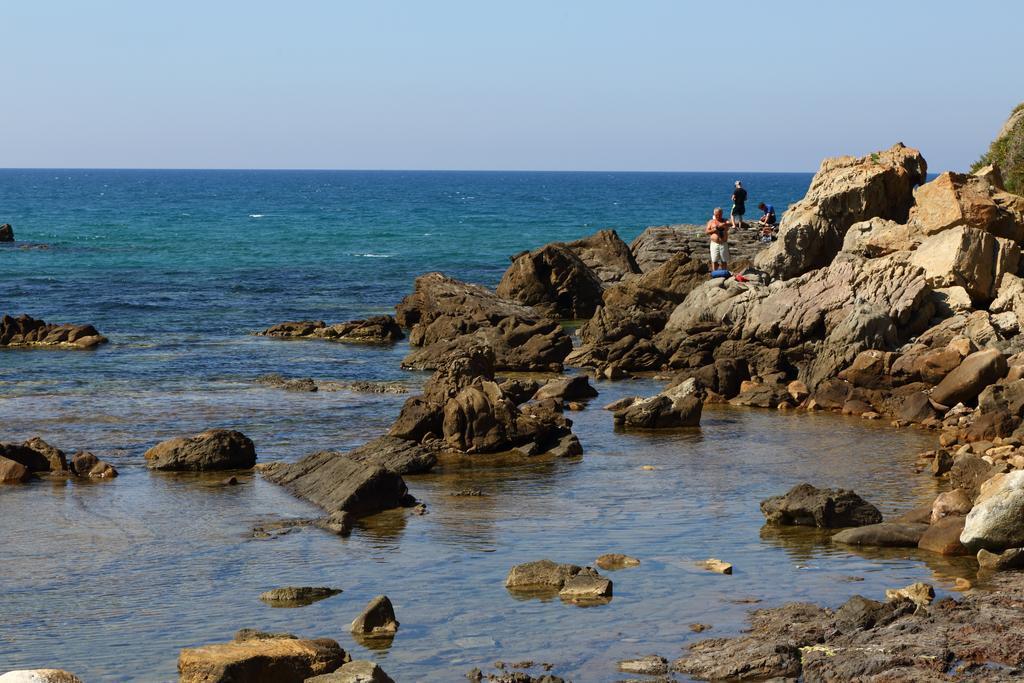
[558,572,613,603]
[450,488,487,497]
[688,623,711,632]
[953,577,973,591]
[222,476,238,486]
[884,582,935,608]
[698,558,733,574]
[306,660,395,683]
[350,595,399,637]
[640,465,655,471]
[259,586,342,607]
[617,654,668,675]
[411,503,428,515]
[595,553,640,570]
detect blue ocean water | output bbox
[1,170,811,394]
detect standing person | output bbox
[705,207,731,271]
[731,180,747,229]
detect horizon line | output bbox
[0,166,816,175]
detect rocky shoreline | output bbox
[6,107,1024,681]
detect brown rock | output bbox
[563,228,640,284]
[931,349,1009,408]
[0,455,30,483]
[918,515,969,555]
[496,243,604,318]
[145,429,256,471]
[760,483,882,528]
[349,595,399,637]
[70,451,118,478]
[178,635,344,683]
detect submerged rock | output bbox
[177,634,345,683]
[760,483,883,528]
[594,553,640,570]
[617,655,668,676]
[0,456,30,484]
[259,586,342,607]
[505,560,583,591]
[255,374,318,392]
[258,316,404,343]
[306,660,395,683]
[349,595,399,637]
[558,572,612,603]
[145,429,256,471]
[0,314,107,349]
[831,522,928,547]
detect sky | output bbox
[2,1,1021,172]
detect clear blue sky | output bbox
[3,1,1021,172]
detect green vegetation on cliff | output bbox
[973,102,1024,194]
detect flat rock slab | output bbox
[558,573,613,603]
[260,451,409,517]
[178,636,345,683]
[595,553,640,570]
[832,522,929,547]
[259,586,342,607]
[343,436,437,475]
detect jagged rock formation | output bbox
[257,315,404,343]
[0,314,107,349]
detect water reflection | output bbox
[1,375,956,682]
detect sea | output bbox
[0,170,970,681]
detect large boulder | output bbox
[630,225,703,272]
[145,429,256,471]
[563,228,640,284]
[961,471,1024,552]
[909,226,1001,304]
[258,316,403,343]
[0,456,30,484]
[496,243,604,318]
[565,251,708,371]
[390,347,577,455]
[395,273,572,371]
[760,483,883,528]
[755,143,927,279]
[0,314,107,349]
[178,634,345,683]
[907,170,1024,242]
[0,437,67,474]
[931,349,1008,407]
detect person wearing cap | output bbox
[731,180,747,229]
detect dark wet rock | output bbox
[617,655,668,675]
[931,449,954,476]
[595,553,640,570]
[918,514,969,555]
[259,586,342,606]
[0,437,67,474]
[673,637,802,680]
[931,348,1009,407]
[532,376,598,402]
[0,456,30,484]
[0,223,13,241]
[391,347,577,455]
[70,451,118,479]
[177,634,345,683]
[260,450,410,519]
[563,229,640,284]
[760,483,883,528]
[349,595,399,637]
[729,381,790,408]
[565,251,708,371]
[677,572,1024,681]
[831,522,928,547]
[306,660,395,683]
[255,373,318,392]
[329,381,408,395]
[965,409,1020,442]
[0,314,108,349]
[896,389,938,423]
[395,272,572,372]
[497,242,604,318]
[258,315,404,343]
[498,378,543,405]
[834,594,914,633]
[145,429,256,471]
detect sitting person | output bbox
[757,202,777,228]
